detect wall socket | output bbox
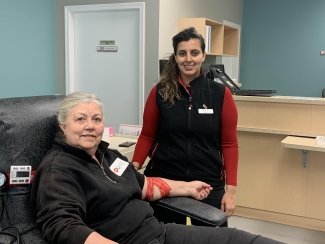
[321,51,325,55]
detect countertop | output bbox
[233,95,325,105]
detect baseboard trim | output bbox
[235,206,325,232]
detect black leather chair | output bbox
[322,88,325,98]
[0,95,227,243]
[0,95,64,243]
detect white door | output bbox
[65,3,145,132]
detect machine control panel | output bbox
[10,165,32,184]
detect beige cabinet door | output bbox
[236,132,308,217]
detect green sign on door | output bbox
[100,40,115,45]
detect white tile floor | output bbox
[228,216,325,244]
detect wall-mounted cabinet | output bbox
[178,18,239,56]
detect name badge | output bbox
[198,109,214,114]
[109,158,129,176]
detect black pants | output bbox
[151,189,228,227]
[147,223,285,244]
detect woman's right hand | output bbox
[131,162,141,171]
[188,181,213,200]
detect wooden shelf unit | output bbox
[178,18,239,56]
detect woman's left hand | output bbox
[221,185,237,217]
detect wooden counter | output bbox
[233,95,325,232]
[281,136,325,152]
[102,133,138,161]
[102,134,148,173]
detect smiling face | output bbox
[175,38,206,84]
[60,102,104,156]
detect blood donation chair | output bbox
[0,95,227,243]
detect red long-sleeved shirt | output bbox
[132,85,238,186]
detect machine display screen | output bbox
[16,171,30,177]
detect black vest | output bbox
[144,73,226,189]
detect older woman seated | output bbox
[31,92,283,244]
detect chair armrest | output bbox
[151,196,228,226]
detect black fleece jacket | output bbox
[31,138,163,244]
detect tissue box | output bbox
[316,136,325,146]
[103,127,114,138]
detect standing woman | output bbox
[132,27,238,227]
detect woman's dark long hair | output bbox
[158,27,205,106]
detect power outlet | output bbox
[320,51,325,55]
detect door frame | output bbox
[64,3,145,123]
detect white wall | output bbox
[55,0,243,99]
[158,0,244,59]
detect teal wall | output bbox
[0,0,56,98]
[240,0,325,97]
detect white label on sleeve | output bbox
[109,158,129,176]
[198,109,214,114]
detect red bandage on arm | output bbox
[145,177,171,201]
